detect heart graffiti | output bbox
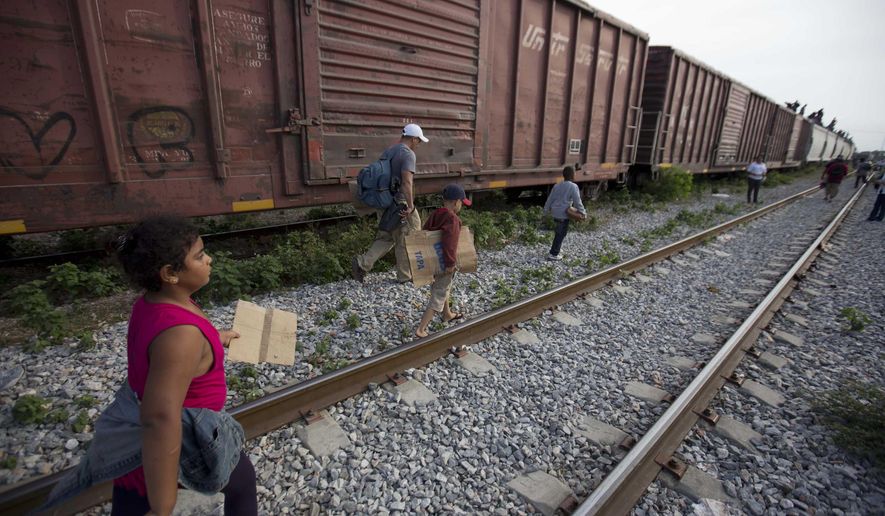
[0,108,77,180]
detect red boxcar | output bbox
[635,46,807,176]
[0,0,647,234]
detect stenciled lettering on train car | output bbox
[127,106,195,178]
[0,108,76,180]
[521,24,569,56]
[213,8,272,69]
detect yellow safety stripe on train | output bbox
[659,163,672,169]
[232,199,275,212]
[488,180,508,188]
[0,219,27,235]
[601,162,617,170]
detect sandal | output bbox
[443,312,463,323]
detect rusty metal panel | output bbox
[783,113,804,167]
[637,47,730,172]
[1,0,649,234]
[0,2,101,186]
[309,0,480,181]
[484,0,645,180]
[765,106,795,167]
[714,83,748,167]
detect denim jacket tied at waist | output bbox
[39,381,244,511]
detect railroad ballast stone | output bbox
[2,178,882,515]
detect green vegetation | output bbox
[839,307,872,332]
[813,381,885,468]
[71,411,91,433]
[226,366,262,402]
[641,167,694,202]
[12,395,51,425]
[75,395,97,409]
[0,455,17,470]
[345,313,361,330]
[319,309,339,326]
[337,297,352,310]
[1,263,123,347]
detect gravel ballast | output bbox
[1,176,882,515]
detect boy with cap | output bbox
[415,183,472,338]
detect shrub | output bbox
[839,307,871,332]
[45,263,119,302]
[72,411,91,433]
[813,381,885,468]
[643,167,693,202]
[196,251,252,304]
[346,313,360,329]
[13,395,51,424]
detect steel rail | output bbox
[573,183,867,515]
[0,185,821,515]
[0,215,357,268]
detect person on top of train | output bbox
[543,165,587,261]
[821,155,849,202]
[746,156,768,204]
[40,216,257,515]
[352,124,428,284]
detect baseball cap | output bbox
[442,183,472,206]
[403,123,429,143]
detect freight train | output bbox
[0,0,853,235]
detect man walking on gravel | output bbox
[821,155,848,202]
[543,165,586,260]
[746,156,767,203]
[352,124,428,283]
[867,169,885,221]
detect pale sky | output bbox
[588,0,885,152]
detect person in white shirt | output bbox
[746,156,767,203]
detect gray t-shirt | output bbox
[380,143,416,187]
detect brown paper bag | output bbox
[405,227,477,287]
[229,300,298,365]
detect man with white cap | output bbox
[352,123,429,283]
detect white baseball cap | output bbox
[402,123,429,143]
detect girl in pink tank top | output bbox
[115,216,256,516]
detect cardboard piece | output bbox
[567,206,587,221]
[405,227,477,287]
[229,300,298,365]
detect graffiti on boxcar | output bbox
[126,106,195,178]
[0,108,76,180]
[213,8,272,69]
[521,24,569,57]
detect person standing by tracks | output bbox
[746,156,767,204]
[854,158,872,188]
[40,216,257,515]
[415,183,471,338]
[352,124,428,284]
[542,165,587,261]
[867,169,885,221]
[821,155,849,202]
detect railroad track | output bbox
[0,215,357,269]
[0,183,864,515]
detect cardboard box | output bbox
[229,300,298,365]
[404,227,477,287]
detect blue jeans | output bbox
[550,218,570,256]
[868,194,885,221]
